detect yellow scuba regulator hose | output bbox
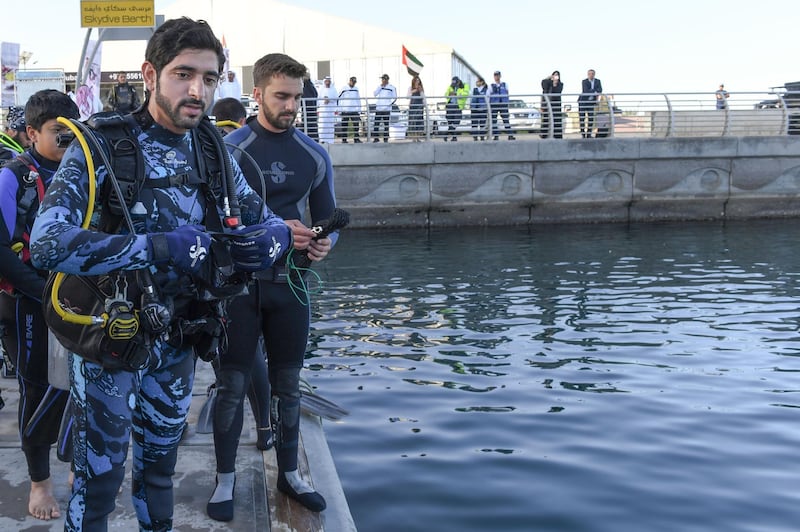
[50,117,104,326]
[214,120,241,130]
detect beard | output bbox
[259,98,297,131]
[154,83,206,130]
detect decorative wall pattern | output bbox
[329,138,800,227]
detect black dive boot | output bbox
[207,369,248,521]
[271,392,326,512]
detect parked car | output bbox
[507,99,542,132]
[755,82,800,109]
[365,104,409,139]
[239,94,259,116]
[431,99,541,136]
[754,82,800,134]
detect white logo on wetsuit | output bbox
[164,151,188,165]
[189,236,207,267]
[269,161,292,184]
[269,236,282,259]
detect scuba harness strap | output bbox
[163,123,245,362]
[86,112,144,234]
[0,153,46,295]
[9,153,45,245]
[44,112,246,370]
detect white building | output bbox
[101,0,481,98]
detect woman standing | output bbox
[541,70,564,139]
[470,77,488,140]
[407,76,426,141]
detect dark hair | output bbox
[212,97,246,123]
[145,17,225,75]
[25,89,79,130]
[252,53,308,88]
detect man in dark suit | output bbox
[577,69,602,138]
[301,71,319,140]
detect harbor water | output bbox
[306,219,800,532]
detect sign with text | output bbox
[80,0,155,28]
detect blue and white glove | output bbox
[148,224,212,274]
[228,223,292,272]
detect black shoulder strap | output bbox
[191,124,223,232]
[87,112,143,220]
[84,112,229,234]
[6,153,43,244]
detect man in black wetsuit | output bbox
[207,52,339,521]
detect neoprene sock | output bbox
[207,472,236,521]
[209,472,235,503]
[277,469,326,512]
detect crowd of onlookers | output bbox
[285,68,612,142]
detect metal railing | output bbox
[294,91,800,142]
[3,91,795,142]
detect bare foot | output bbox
[68,470,74,490]
[29,478,61,520]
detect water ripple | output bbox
[311,220,800,532]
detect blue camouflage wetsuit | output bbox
[29,114,288,532]
[213,118,337,480]
[0,148,68,486]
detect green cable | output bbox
[285,248,322,306]
[0,132,23,154]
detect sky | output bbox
[3,0,799,97]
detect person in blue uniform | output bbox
[0,89,79,521]
[206,52,339,521]
[29,17,291,531]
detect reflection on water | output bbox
[307,220,800,532]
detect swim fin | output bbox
[299,378,349,421]
[23,386,69,445]
[196,383,217,434]
[197,375,347,429]
[56,395,73,463]
[300,392,349,421]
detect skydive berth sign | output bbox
[81,0,155,28]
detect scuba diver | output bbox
[206,52,342,521]
[29,17,292,531]
[0,90,79,521]
[0,105,31,162]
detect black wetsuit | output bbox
[214,118,337,475]
[0,148,67,485]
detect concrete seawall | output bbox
[327,136,800,228]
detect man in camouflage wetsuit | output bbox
[29,17,292,531]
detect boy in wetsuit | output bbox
[0,89,79,521]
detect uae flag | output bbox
[402,45,424,76]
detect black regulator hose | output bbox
[199,118,242,229]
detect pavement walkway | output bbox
[0,361,355,531]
